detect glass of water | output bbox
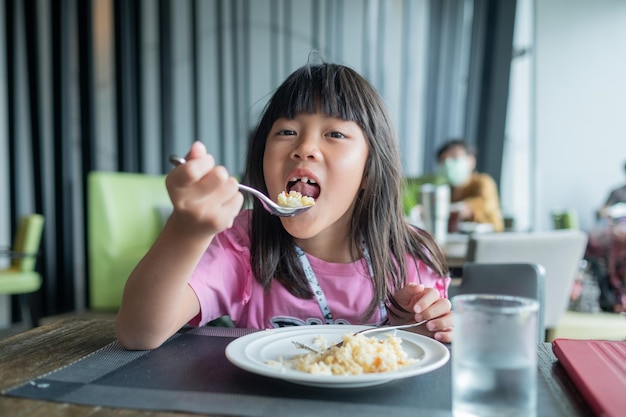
[452,294,539,417]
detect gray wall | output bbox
[534,0,626,231]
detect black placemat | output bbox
[2,327,561,417]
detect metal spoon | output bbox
[168,155,313,217]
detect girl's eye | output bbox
[277,129,296,136]
[328,131,346,139]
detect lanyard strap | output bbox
[294,239,387,324]
[361,242,388,323]
[295,245,335,324]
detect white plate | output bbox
[225,325,450,388]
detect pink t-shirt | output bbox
[188,210,449,329]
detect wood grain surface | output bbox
[0,318,199,417]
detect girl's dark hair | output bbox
[243,63,448,320]
[436,139,476,161]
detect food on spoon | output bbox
[277,190,315,208]
[269,333,416,375]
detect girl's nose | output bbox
[291,134,321,160]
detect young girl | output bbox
[116,63,453,350]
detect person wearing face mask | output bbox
[436,139,504,232]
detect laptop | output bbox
[552,338,626,417]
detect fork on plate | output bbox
[292,319,432,354]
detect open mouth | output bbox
[287,176,321,199]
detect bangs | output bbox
[266,64,371,126]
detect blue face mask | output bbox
[440,156,471,186]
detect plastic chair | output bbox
[465,230,588,332]
[0,214,45,327]
[88,172,170,310]
[449,262,546,342]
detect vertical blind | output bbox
[0,0,511,319]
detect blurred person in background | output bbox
[586,160,626,313]
[598,160,626,220]
[436,139,504,232]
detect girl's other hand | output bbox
[390,283,453,343]
[166,141,244,237]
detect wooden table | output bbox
[0,318,197,417]
[0,318,592,417]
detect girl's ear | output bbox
[360,172,368,189]
[360,155,372,189]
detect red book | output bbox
[552,339,626,417]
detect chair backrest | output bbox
[552,209,579,230]
[449,263,545,342]
[88,171,170,309]
[12,214,45,271]
[465,230,588,329]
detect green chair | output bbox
[0,214,45,327]
[552,209,579,230]
[88,172,170,310]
